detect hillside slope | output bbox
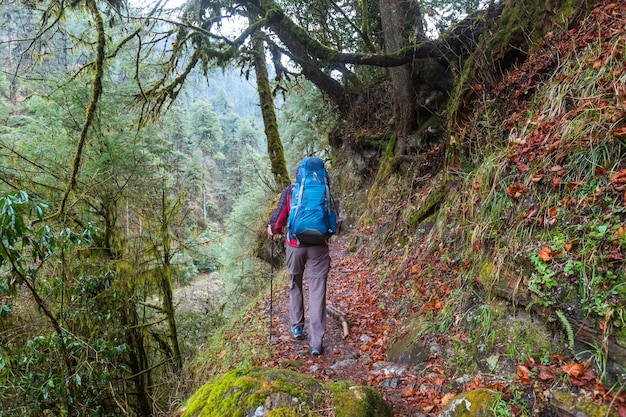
[180,1,625,416]
[336,0,626,413]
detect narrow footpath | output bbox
[261,234,444,416]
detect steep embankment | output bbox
[346,0,626,414]
[177,1,625,416]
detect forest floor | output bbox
[256,229,626,416]
[259,233,443,416]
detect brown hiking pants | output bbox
[285,244,330,350]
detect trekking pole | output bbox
[269,237,274,342]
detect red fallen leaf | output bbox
[517,364,532,384]
[531,174,544,183]
[431,376,445,386]
[618,405,626,417]
[467,378,484,390]
[567,181,582,190]
[561,362,585,377]
[516,161,530,172]
[550,165,564,172]
[548,206,558,217]
[537,365,556,381]
[441,392,456,406]
[611,169,626,184]
[403,386,415,397]
[581,368,596,382]
[595,166,608,176]
[594,381,609,397]
[613,126,626,139]
[552,176,562,188]
[564,239,574,252]
[550,353,568,364]
[507,183,525,199]
[570,377,587,387]
[538,247,553,262]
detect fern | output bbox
[525,297,549,311]
[555,310,575,348]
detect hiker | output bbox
[267,158,335,356]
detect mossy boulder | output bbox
[439,389,500,417]
[387,314,430,365]
[178,367,391,417]
[329,381,392,417]
[550,390,618,417]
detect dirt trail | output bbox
[261,234,424,416]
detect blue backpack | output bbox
[288,157,337,245]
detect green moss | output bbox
[552,390,618,417]
[440,389,500,417]
[182,367,324,417]
[446,53,475,119]
[329,381,392,417]
[181,368,392,417]
[279,359,304,369]
[385,131,397,159]
[410,184,447,230]
[355,133,387,150]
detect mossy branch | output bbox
[55,0,105,219]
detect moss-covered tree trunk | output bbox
[251,23,290,189]
[119,306,153,417]
[158,186,182,371]
[379,0,423,159]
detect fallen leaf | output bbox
[537,365,556,381]
[613,126,626,139]
[538,247,553,262]
[441,392,457,406]
[517,364,532,384]
[516,161,530,172]
[595,166,608,176]
[432,376,445,386]
[611,169,626,184]
[507,183,525,199]
[561,362,585,377]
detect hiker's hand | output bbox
[267,224,273,236]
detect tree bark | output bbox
[379,0,423,158]
[250,21,290,189]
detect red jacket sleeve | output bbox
[269,185,292,234]
[273,192,290,234]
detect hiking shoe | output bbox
[311,347,322,356]
[291,326,304,340]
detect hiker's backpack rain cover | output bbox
[288,157,337,244]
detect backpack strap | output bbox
[288,176,306,241]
